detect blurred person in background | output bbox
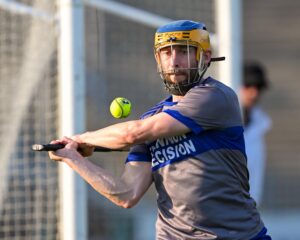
[49,20,271,239]
[240,61,272,206]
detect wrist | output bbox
[72,132,88,144]
[63,151,84,167]
[78,131,91,143]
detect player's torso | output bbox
[146,78,264,239]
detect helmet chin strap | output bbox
[209,56,226,66]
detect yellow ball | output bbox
[110,97,132,119]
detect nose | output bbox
[170,48,180,67]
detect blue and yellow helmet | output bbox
[154,20,211,62]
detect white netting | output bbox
[0,0,59,239]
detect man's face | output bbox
[240,86,261,109]
[157,45,198,84]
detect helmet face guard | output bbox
[154,20,211,95]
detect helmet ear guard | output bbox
[154,51,165,80]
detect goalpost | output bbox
[215,0,242,92]
[0,0,242,239]
[57,1,87,240]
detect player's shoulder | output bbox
[195,77,235,93]
[188,77,237,100]
[184,77,240,111]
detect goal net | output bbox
[0,0,59,239]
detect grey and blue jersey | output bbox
[126,77,265,240]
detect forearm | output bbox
[75,112,190,149]
[78,120,147,149]
[49,138,151,207]
[64,156,136,208]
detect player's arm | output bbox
[75,112,190,150]
[50,138,152,208]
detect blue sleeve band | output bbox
[125,152,151,163]
[163,109,203,134]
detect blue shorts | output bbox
[251,227,272,240]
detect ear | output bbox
[154,51,161,61]
[154,51,162,67]
[203,50,212,64]
[154,51,163,73]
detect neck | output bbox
[172,95,184,102]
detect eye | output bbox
[181,48,188,54]
[177,46,189,55]
[160,49,171,57]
